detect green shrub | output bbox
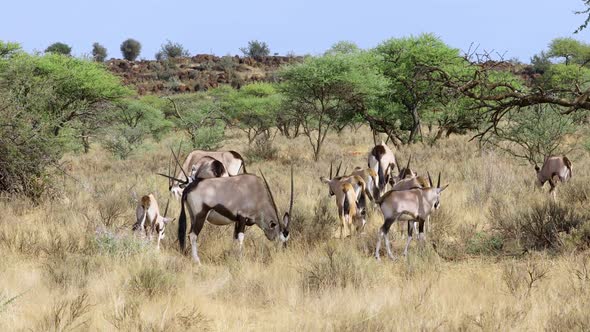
[45,42,71,55]
[92,42,107,62]
[156,40,190,60]
[129,265,176,298]
[240,40,270,58]
[120,38,141,61]
[466,232,503,255]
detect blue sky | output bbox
[1,0,587,62]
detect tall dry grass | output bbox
[1,128,590,331]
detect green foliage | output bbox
[164,93,226,149]
[530,51,551,74]
[547,37,589,64]
[0,41,21,59]
[240,40,270,58]
[543,63,590,89]
[575,0,590,33]
[101,96,172,159]
[120,38,141,61]
[324,41,360,56]
[155,40,190,60]
[92,42,107,62]
[45,42,72,56]
[371,33,465,144]
[221,82,281,144]
[0,52,130,198]
[279,52,386,160]
[485,105,577,166]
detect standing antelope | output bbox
[170,149,246,199]
[171,162,294,264]
[132,194,175,250]
[352,167,380,203]
[375,173,448,260]
[535,155,572,199]
[368,141,397,197]
[320,162,368,238]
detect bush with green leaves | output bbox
[92,42,107,62]
[101,96,172,159]
[483,105,577,166]
[280,51,386,160]
[120,38,141,61]
[240,40,270,58]
[164,93,226,149]
[155,40,190,60]
[45,42,71,55]
[0,44,130,198]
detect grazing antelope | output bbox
[169,148,246,200]
[375,173,448,260]
[535,155,572,199]
[320,162,368,238]
[169,159,294,264]
[368,141,397,196]
[352,167,379,203]
[132,194,175,250]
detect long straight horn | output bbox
[329,161,333,179]
[289,166,294,219]
[437,172,441,188]
[260,170,281,223]
[427,171,433,188]
[168,155,173,188]
[163,198,170,217]
[157,173,188,184]
[170,147,189,183]
[342,166,348,177]
[403,154,411,178]
[172,141,182,180]
[336,161,343,177]
[396,158,401,174]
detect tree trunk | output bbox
[407,106,421,144]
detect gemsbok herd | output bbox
[133,141,573,264]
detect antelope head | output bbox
[155,198,175,243]
[320,161,343,196]
[160,146,191,200]
[260,166,294,246]
[427,171,449,210]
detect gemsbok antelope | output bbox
[320,162,369,238]
[170,161,294,264]
[169,148,246,199]
[535,155,572,199]
[368,141,397,196]
[352,167,380,203]
[132,194,175,250]
[375,173,448,260]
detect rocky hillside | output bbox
[106,55,303,95]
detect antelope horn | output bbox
[163,198,170,217]
[427,171,433,188]
[289,165,294,220]
[157,173,187,184]
[342,166,348,177]
[170,147,189,184]
[329,161,333,179]
[260,170,281,224]
[437,172,441,188]
[336,161,343,177]
[172,141,182,183]
[396,158,401,174]
[403,154,411,178]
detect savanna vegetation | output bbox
[2,28,590,330]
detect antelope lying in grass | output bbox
[375,173,447,260]
[535,155,572,199]
[132,194,175,250]
[368,141,397,197]
[320,162,368,238]
[168,156,294,264]
[170,148,246,199]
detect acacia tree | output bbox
[220,83,281,144]
[371,33,464,144]
[279,52,386,161]
[0,43,130,197]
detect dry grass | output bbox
[1,128,590,331]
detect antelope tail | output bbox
[178,194,187,252]
[563,156,572,178]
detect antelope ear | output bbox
[163,217,175,224]
[282,212,290,228]
[320,176,330,184]
[534,165,540,172]
[439,184,449,192]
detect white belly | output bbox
[206,210,235,226]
